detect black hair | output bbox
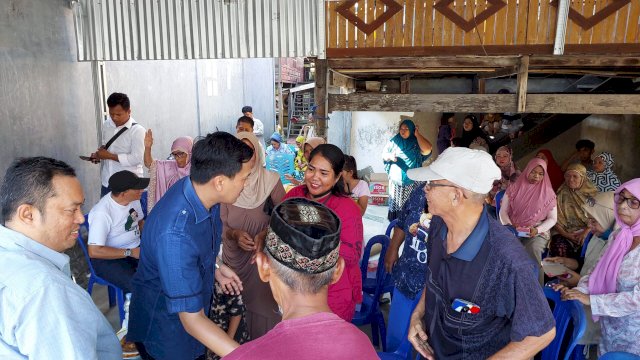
[464,114,478,126]
[575,139,595,151]
[237,116,254,128]
[106,92,131,110]
[190,132,253,184]
[497,88,511,94]
[342,155,359,180]
[308,144,348,197]
[1,157,76,224]
[440,113,454,126]
[241,106,253,114]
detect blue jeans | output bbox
[386,287,424,352]
[101,185,110,198]
[91,257,138,294]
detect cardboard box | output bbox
[369,195,389,206]
[369,173,389,195]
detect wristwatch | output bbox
[124,248,132,257]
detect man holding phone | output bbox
[406,147,555,359]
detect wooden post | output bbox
[314,58,328,138]
[516,56,529,113]
[400,75,412,94]
[478,78,486,94]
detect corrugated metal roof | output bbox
[72,0,325,61]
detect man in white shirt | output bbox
[0,157,120,359]
[91,92,146,197]
[88,170,147,294]
[242,105,265,149]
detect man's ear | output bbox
[329,257,345,285]
[211,175,225,192]
[14,204,36,225]
[255,251,271,283]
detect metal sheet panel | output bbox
[72,0,325,61]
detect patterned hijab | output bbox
[556,163,598,231]
[587,152,621,192]
[496,146,519,183]
[589,179,640,301]
[505,158,557,227]
[148,136,193,211]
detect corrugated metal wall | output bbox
[72,0,325,61]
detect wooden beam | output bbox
[328,56,519,69]
[477,66,518,79]
[478,79,486,94]
[516,56,529,113]
[328,93,640,114]
[328,54,640,70]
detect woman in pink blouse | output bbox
[556,178,640,356]
[283,144,364,321]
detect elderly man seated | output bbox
[222,198,377,360]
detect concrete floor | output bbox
[93,203,394,356]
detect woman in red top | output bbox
[283,144,364,321]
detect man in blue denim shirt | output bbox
[383,183,429,351]
[128,132,253,360]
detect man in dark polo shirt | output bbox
[406,147,555,360]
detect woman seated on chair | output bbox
[549,163,598,260]
[499,157,557,283]
[342,155,370,215]
[282,144,363,322]
[554,179,640,357]
[545,191,616,351]
[265,132,294,156]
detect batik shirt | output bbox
[393,184,430,300]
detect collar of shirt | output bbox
[182,177,214,224]
[106,116,135,129]
[439,205,490,261]
[0,225,71,275]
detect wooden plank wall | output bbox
[326,0,640,51]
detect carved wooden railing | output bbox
[326,0,640,56]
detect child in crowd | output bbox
[342,155,370,215]
[207,281,250,360]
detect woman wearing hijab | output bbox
[587,152,622,192]
[546,191,616,352]
[490,145,521,206]
[500,158,557,282]
[144,130,193,212]
[293,135,307,174]
[266,132,293,155]
[382,119,432,221]
[549,163,598,260]
[536,149,564,191]
[460,114,488,149]
[220,132,285,339]
[555,179,640,356]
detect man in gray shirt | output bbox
[0,157,120,359]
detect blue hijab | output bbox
[384,119,425,185]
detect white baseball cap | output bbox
[407,147,501,194]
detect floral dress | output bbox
[576,245,640,356]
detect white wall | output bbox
[349,111,441,174]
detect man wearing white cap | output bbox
[406,147,555,360]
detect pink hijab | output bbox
[148,136,193,211]
[589,178,640,299]
[505,158,557,227]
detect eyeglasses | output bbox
[615,193,640,210]
[425,181,459,191]
[169,152,187,159]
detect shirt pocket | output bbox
[443,304,483,333]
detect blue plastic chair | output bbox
[354,234,390,351]
[378,339,413,360]
[363,220,399,300]
[377,288,422,359]
[77,215,126,323]
[542,287,587,360]
[600,352,640,360]
[265,152,295,185]
[495,190,505,215]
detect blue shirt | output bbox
[0,225,120,360]
[128,177,222,360]
[423,207,555,359]
[393,184,429,299]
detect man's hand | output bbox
[235,230,256,252]
[408,317,435,360]
[384,246,399,274]
[95,147,117,161]
[215,263,243,295]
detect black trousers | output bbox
[135,342,206,360]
